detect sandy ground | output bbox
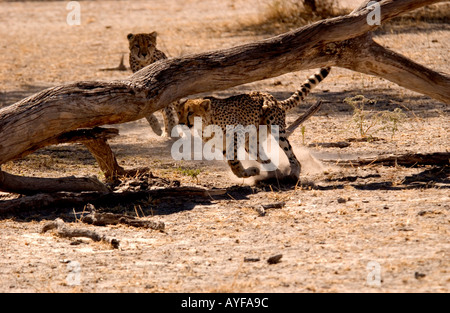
[0,0,449,293]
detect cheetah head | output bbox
[127,32,157,65]
[177,99,212,128]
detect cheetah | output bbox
[176,67,331,180]
[127,32,177,137]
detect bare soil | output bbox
[0,0,449,293]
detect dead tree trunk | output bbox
[0,0,448,195]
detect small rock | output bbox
[337,197,346,204]
[255,206,266,216]
[244,257,260,263]
[60,259,71,264]
[267,254,283,265]
[415,272,426,279]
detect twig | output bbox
[254,201,286,216]
[80,210,165,231]
[41,218,120,249]
[308,141,351,148]
[286,100,323,137]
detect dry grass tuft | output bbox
[235,1,449,35]
[238,0,350,34]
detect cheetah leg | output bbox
[224,132,259,178]
[225,155,260,178]
[248,130,285,178]
[161,103,178,138]
[278,130,301,179]
[145,114,163,137]
[245,136,272,165]
[245,140,284,178]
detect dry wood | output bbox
[0,127,147,193]
[322,152,450,167]
[81,138,126,181]
[0,170,109,195]
[0,186,227,215]
[41,218,120,249]
[354,152,450,167]
[334,34,450,103]
[254,201,286,216]
[56,127,120,143]
[244,257,261,262]
[308,141,351,148]
[286,100,323,137]
[56,127,126,181]
[0,0,448,196]
[0,127,123,194]
[81,210,165,231]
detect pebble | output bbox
[267,254,283,265]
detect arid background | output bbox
[0,0,449,293]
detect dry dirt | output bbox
[0,0,449,293]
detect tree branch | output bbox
[0,170,109,195]
[335,35,450,104]
[41,218,120,249]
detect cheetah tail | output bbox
[279,67,331,111]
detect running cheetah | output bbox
[176,67,331,180]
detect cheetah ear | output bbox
[150,31,158,42]
[201,99,211,111]
[177,99,188,109]
[127,33,134,41]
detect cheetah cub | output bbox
[176,67,331,180]
[127,32,177,137]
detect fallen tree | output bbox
[0,0,449,196]
[326,152,450,167]
[0,186,228,215]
